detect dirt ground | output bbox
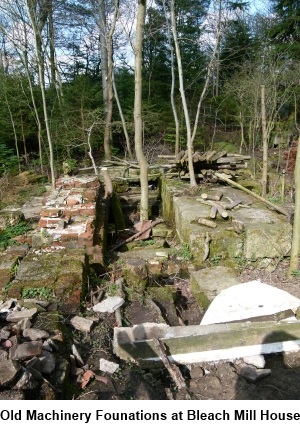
[73,259,300,401]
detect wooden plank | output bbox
[205,150,217,161]
[210,150,227,161]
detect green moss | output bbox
[212,141,239,153]
[191,288,211,312]
[111,192,126,230]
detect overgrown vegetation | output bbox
[170,243,193,262]
[0,0,298,178]
[21,287,54,300]
[0,221,33,249]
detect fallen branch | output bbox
[153,338,187,391]
[201,190,223,201]
[110,218,164,251]
[214,173,289,217]
[198,218,217,228]
[114,278,125,327]
[203,232,211,261]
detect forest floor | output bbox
[1,170,300,400]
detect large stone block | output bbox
[190,266,240,310]
[0,209,24,231]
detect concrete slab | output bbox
[113,320,300,367]
[200,280,300,326]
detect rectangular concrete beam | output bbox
[113,321,300,367]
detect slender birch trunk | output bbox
[163,0,180,157]
[135,0,149,221]
[261,84,268,198]
[170,0,196,186]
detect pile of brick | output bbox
[0,175,107,312]
[38,175,101,248]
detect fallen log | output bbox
[110,218,164,251]
[196,198,228,218]
[198,218,217,228]
[214,172,289,217]
[223,199,243,210]
[206,150,217,161]
[201,190,223,201]
[209,205,218,219]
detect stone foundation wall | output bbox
[1,175,106,312]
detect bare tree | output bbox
[170,0,196,187]
[134,0,149,221]
[289,134,300,276]
[261,84,268,198]
[25,0,56,188]
[162,0,180,158]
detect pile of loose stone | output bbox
[0,295,123,400]
[0,298,71,399]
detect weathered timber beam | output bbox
[214,172,289,217]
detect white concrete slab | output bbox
[200,280,300,326]
[145,340,300,365]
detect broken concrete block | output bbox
[70,316,94,333]
[99,358,119,374]
[200,280,300,326]
[190,266,240,311]
[243,355,265,369]
[93,296,124,313]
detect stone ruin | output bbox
[0,175,106,313]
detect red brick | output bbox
[40,208,62,218]
[39,217,65,229]
[61,232,79,243]
[78,232,94,247]
[66,196,83,206]
[79,206,95,216]
[82,189,97,202]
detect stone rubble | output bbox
[92,296,124,313]
[99,358,119,374]
[0,298,107,399]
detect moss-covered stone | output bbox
[5,248,88,312]
[122,259,148,300]
[147,286,178,326]
[110,192,126,230]
[0,209,25,231]
[190,266,240,310]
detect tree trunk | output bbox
[170,0,196,187]
[134,0,149,221]
[289,137,300,276]
[261,84,268,198]
[98,0,111,160]
[163,0,180,158]
[26,0,55,188]
[113,73,133,159]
